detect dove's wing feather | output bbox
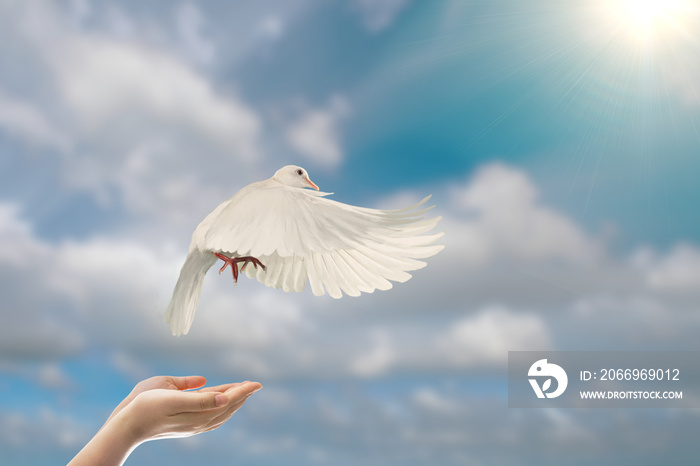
[164,249,217,336]
[199,186,348,257]
[197,184,443,299]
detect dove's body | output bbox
[165,165,444,336]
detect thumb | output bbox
[170,375,207,391]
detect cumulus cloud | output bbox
[633,243,700,292]
[350,329,396,377]
[50,35,258,153]
[346,306,550,377]
[0,203,85,361]
[437,306,552,366]
[448,163,604,265]
[285,96,350,168]
[0,89,70,152]
[0,1,263,226]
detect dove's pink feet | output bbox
[212,252,267,283]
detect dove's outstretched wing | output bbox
[197,185,444,298]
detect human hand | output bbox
[69,376,261,466]
[104,375,236,426]
[115,377,262,443]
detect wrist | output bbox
[67,408,141,466]
[112,401,150,447]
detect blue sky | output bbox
[1,1,700,465]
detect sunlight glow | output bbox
[607,0,688,43]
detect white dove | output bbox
[164,165,444,336]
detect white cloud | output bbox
[0,89,69,152]
[633,243,700,291]
[448,163,604,265]
[0,203,47,266]
[0,1,263,224]
[350,329,396,377]
[0,203,85,360]
[437,306,552,366]
[285,96,350,168]
[345,305,550,377]
[50,35,259,155]
[192,287,308,349]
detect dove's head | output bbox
[274,165,319,190]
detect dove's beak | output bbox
[305,176,319,190]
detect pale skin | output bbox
[69,376,262,466]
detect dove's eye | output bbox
[296,169,303,176]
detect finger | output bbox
[222,381,262,402]
[204,395,252,431]
[205,382,261,423]
[177,381,261,413]
[197,381,261,398]
[198,382,246,394]
[173,385,262,434]
[193,382,260,423]
[169,376,208,391]
[175,390,229,413]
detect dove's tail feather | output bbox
[164,249,217,336]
